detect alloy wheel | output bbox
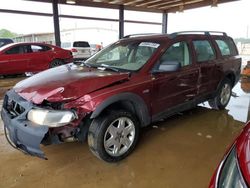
[220,83,231,106]
[104,117,135,157]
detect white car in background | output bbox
[61,41,92,60]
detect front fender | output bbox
[90,92,151,127]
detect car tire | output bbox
[87,110,139,162]
[208,78,232,110]
[49,59,64,68]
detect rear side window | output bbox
[215,40,230,56]
[73,41,90,48]
[31,45,51,52]
[193,40,215,62]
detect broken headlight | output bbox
[27,109,76,127]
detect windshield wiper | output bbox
[98,64,120,72]
[81,61,93,68]
[81,62,120,72]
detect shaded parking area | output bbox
[1,0,250,187]
[0,75,249,188]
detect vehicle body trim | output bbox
[152,92,214,122]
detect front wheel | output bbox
[87,110,139,162]
[208,78,232,110]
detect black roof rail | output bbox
[169,31,227,38]
[123,33,161,38]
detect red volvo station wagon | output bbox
[1,31,241,162]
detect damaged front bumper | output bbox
[1,90,48,159]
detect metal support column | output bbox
[162,12,168,34]
[52,0,61,47]
[119,5,124,39]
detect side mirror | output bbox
[156,61,181,72]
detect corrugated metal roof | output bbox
[28,0,240,13]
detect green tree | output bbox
[0,29,17,38]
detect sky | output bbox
[0,0,249,41]
[168,0,250,38]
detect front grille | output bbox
[4,95,25,118]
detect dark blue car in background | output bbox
[0,38,14,47]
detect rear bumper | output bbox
[73,58,88,65]
[1,90,48,159]
[72,53,91,59]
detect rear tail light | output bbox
[71,48,78,53]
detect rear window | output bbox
[215,40,231,56]
[193,40,215,62]
[73,41,90,48]
[227,38,238,55]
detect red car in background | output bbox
[209,121,250,188]
[0,42,73,76]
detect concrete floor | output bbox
[0,76,249,188]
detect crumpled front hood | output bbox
[14,64,129,104]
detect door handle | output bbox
[177,83,188,87]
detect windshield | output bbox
[85,41,160,71]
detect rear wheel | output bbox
[88,110,139,162]
[208,78,232,110]
[49,59,64,68]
